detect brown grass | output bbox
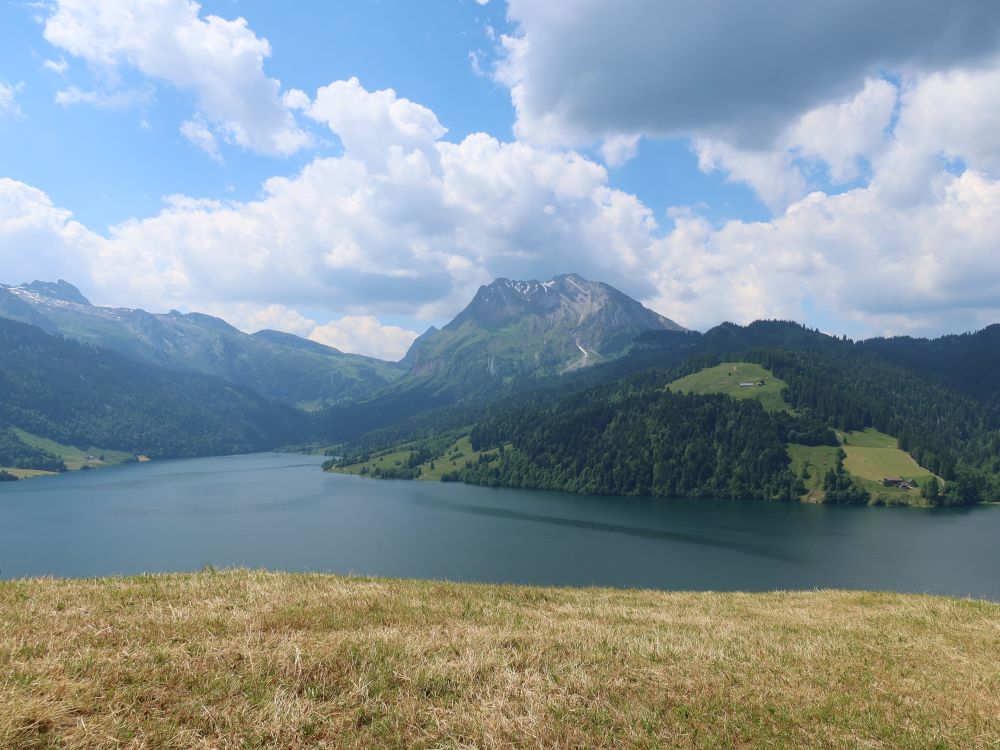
[1,570,997,749]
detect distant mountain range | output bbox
[0,273,689,464]
[0,317,308,465]
[4,273,1000,506]
[0,280,404,409]
[0,274,685,410]
[310,274,690,437]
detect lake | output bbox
[1,452,997,600]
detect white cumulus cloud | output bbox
[0,81,24,117]
[600,133,641,168]
[305,77,446,170]
[310,316,418,361]
[43,0,309,157]
[647,171,1000,337]
[43,57,69,74]
[5,61,1000,347]
[180,116,223,162]
[0,178,100,284]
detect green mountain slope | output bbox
[330,319,1000,506]
[0,318,310,462]
[401,274,684,394]
[317,320,843,445]
[0,281,405,407]
[315,274,687,440]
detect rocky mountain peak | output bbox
[455,273,683,333]
[17,280,92,306]
[401,273,686,389]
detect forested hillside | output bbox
[460,370,833,500]
[744,347,1000,502]
[0,319,310,462]
[0,424,66,472]
[329,320,1000,506]
[0,282,405,408]
[457,345,1000,504]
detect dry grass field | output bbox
[1,570,998,749]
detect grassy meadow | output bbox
[0,467,58,480]
[667,364,941,506]
[1,570,997,749]
[331,435,500,481]
[668,362,792,413]
[787,443,842,502]
[1,428,134,479]
[839,429,940,505]
[841,428,935,481]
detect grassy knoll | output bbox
[840,429,939,506]
[11,428,133,471]
[0,467,58,480]
[668,362,792,413]
[787,444,842,502]
[333,446,414,476]
[0,571,996,749]
[332,435,499,481]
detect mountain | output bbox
[0,317,310,465]
[312,274,687,441]
[330,317,1000,506]
[401,273,684,393]
[0,281,405,408]
[456,337,1000,505]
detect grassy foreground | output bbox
[1,572,997,749]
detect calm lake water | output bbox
[1,452,997,600]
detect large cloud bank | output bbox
[2,0,1000,359]
[44,0,309,156]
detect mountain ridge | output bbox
[400,273,684,393]
[0,282,405,408]
[0,317,309,464]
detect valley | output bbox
[327,358,953,507]
[8,7,1000,748]
[2,274,999,507]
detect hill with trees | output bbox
[328,320,1000,506]
[0,318,310,467]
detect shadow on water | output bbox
[111,492,330,518]
[1,456,324,496]
[1,453,998,599]
[411,495,801,562]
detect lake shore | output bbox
[2,570,997,749]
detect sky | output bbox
[2,0,1000,360]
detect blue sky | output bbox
[0,1,509,229]
[2,1,1000,358]
[1,0,767,233]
